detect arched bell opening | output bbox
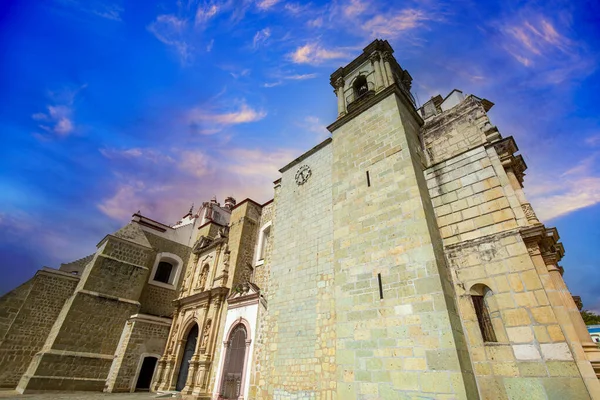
[353,75,369,99]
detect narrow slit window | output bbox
[366,171,371,187]
[377,273,383,299]
[472,295,497,342]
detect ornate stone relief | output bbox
[521,203,540,224]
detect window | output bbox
[259,226,270,261]
[148,253,183,289]
[154,261,173,284]
[353,75,369,99]
[472,294,497,342]
[255,222,272,265]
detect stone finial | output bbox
[224,196,236,210]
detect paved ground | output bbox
[0,391,180,400]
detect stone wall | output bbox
[228,201,261,290]
[17,236,153,393]
[253,200,274,295]
[443,233,589,399]
[256,139,335,399]
[0,270,78,388]
[421,96,492,166]
[423,99,593,398]
[106,315,170,392]
[0,280,33,341]
[330,92,477,400]
[248,200,275,399]
[138,232,192,318]
[425,145,527,247]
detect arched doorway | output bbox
[135,356,158,391]
[219,324,247,399]
[176,324,198,391]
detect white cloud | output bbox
[528,155,600,221]
[96,145,297,224]
[33,105,74,136]
[289,43,350,65]
[188,102,266,132]
[195,3,219,26]
[263,81,282,88]
[148,14,192,65]
[230,69,251,79]
[32,84,87,138]
[56,1,124,22]
[206,38,215,52]
[285,73,317,80]
[178,151,211,177]
[585,134,600,147]
[253,27,271,48]
[256,0,279,10]
[301,116,329,141]
[343,0,369,17]
[497,11,595,83]
[307,17,323,28]
[99,147,175,164]
[97,181,147,221]
[91,4,123,21]
[262,72,317,88]
[284,3,306,14]
[363,9,432,38]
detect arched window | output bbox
[353,75,369,99]
[219,324,248,399]
[149,253,183,289]
[470,284,497,342]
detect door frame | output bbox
[131,353,161,393]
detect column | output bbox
[151,359,165,392]
[335,77,346,117]
[506,167,540,224]
[381,52,395,86]
[548,264,600,351]
[370,52,384,91]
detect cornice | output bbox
[327,84,423,133]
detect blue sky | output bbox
[1,0,599,311]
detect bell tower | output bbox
[328,39,479,399]
[330,39,415,118]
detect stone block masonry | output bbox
[330,92,478,400]
[256,139,336,400]
[0,269,78,389]
[16,235,153,393]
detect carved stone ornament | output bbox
[295,164,312,185]
[369,51,381,62]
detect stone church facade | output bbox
[1,39,599,399]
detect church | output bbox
[1,39,599,400]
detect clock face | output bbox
[295,165,312,185]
